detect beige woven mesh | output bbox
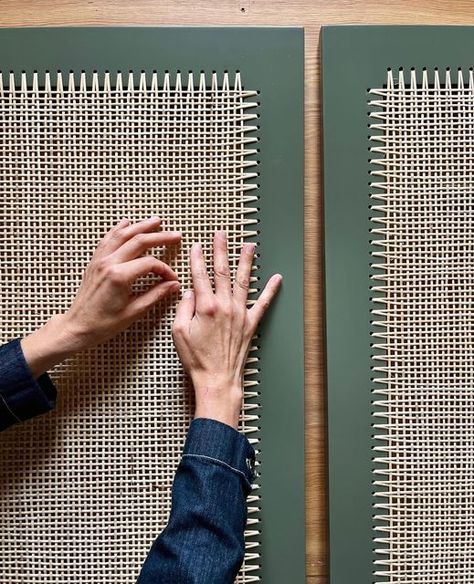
[0,71,260,583]
[370,69,474,583]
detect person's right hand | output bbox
[21,217,181,378]
[63,216,181,349]
[172,231,282,429]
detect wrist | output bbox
[20,314,82,378]
[194,408,241,430]
[56,312,94,353]
[192,381,243,430]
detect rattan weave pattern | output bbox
[0,71,260,583]
[370,69,474,583]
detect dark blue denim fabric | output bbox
[0,338,255,583]
[0,338,57,431]
[137,418,255,584]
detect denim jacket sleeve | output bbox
[0,339,255,583]
[137,417,256,584]
[0,338,57,431]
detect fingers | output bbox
[248,274,283,330]
[99,216,162,256]
[233,242,256,305]
[116,256,179,284]
[190,242,213,308]
[130,280,181,313]
[213,231,231,297]
[173,290,196,333]
[110,230,181,263]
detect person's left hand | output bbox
[172,231,282,429]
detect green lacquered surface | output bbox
[0,27,304,583]
[322,25,474,584]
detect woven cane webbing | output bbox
[0,71,260,583]
[370,69,474,583]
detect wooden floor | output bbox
[3,1,474,582]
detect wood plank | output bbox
[4,2,474,581]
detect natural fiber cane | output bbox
[370,69,474,583]
[0,71,260,583]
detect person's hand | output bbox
[172,231,282,429]
[21,217,181,377]
[62,216,181,347]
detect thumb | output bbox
[174,289,196,326]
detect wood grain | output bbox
[2,1,474,581]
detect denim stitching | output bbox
[181,453,253,489]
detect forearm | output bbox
[20,314,82,379]
[137,418,255,584]
[0,313,83,431]
[0,314,78,430]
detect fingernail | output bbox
[193,242,202,251]
[274,273,283,283]
[170,282,181,291]
[244,242,256,253]
[147,216,161,222]
[118,218,130,227]
[184,289,193,299]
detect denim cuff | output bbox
[183,418,256,490]
[0,338,57,424]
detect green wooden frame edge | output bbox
[322,24,474,584]
[0,26,305,583]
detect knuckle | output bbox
[195,268,208,280]
[134,232,148,245]
[96,238,107,251]
[151,257,163,269]
[201,300,217,316]
[220,301,233,318]
[94,258,109,273]
[110,226,124,240]
[103,264,123,284]
[143,257,156,272]
[215,266,230,278]
[237,276,250,291]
